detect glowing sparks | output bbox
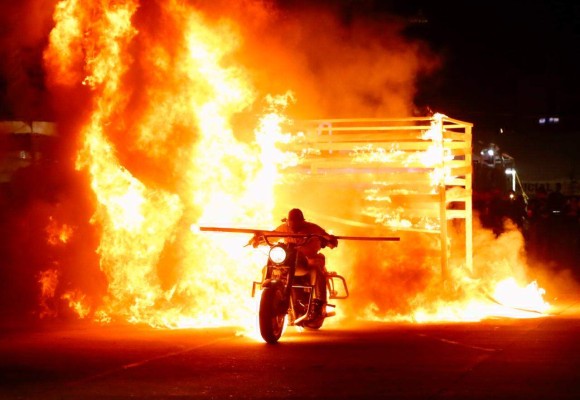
[61,290,91,319]
[38,269,59,319]
[46,216,74,245]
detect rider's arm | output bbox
[310,223,338,249]
[248,224,289,247]
[325,234,338,249]
[247,234,263,248]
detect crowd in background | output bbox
[475,183,579,274]
[525,184,579,269]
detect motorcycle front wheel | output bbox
[259,286,286,344]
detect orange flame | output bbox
[61,290,91,319]
[43,1,550,328]
[44,0,297,329]
[38,269,59,319]
[46,216,74,245]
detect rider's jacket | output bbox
[274,221,332,259]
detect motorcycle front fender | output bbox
[261,279,284,290]
[260,279,290,312]
[252,278,284,298]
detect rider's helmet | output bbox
[288,208,304,221]
[285,208,305,232]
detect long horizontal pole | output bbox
[197,226,400,242]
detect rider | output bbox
[259,208,338,321]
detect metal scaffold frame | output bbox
[286,114,473,277]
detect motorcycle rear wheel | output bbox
[259,287,286,344]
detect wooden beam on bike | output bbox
[197,226,400,241]
[333,235,400,241]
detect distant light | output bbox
[505,168,516,191]
[539,116,560,125]
[499,128,504,134]
[487,149,495,156]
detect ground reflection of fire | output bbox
[24,0,552,329]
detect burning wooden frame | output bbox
[285,114,473,278]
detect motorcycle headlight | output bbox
[269,246,287,264]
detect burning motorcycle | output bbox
[199,226,399,344]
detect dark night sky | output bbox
[284,0,580,123]
[287,0,580,182]
[3,1,578,122]
[409,1,580,122]
[399,1,580,182]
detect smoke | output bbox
[230,0,439,119]
[213,0,447,320]
[0,0,58,119]
[0,0,102,323]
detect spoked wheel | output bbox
[259,286,286,344]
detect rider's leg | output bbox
[307,253,327,301]
[306,254,327,320]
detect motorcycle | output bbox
[249,231,349,343]
[198,225,399,344]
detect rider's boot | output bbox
[308,299,325,321]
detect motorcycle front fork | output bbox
[288,285,316,326]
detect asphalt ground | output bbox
[1,296,579,400]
